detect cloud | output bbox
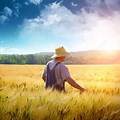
[29,0,43,5]
[37,2,80,39]
[0,47,5,53]
[82,13,120,50]
[25,2,29,5]
[86,0,120,15]
[14,3,21,17]
[4,7,12,16]
[71,2,77,7]
[19,1,120,52]
[0,15,8,24]
[0,47,20,54]
[86,0,120,7]
[48,1,63,9]
[43,14,62,26]
[0,7,12,24]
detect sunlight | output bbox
[99,42,119,51]
[83,19,120,51]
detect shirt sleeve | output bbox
[60,64,71,81]
[42,66,47,76]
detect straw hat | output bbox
[51,46,69,58]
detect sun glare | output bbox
[83,19,120,51]
[98,42,119,51]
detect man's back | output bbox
[42,60,71,92]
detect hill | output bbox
[68,50,120,64]
[0,50,120,64]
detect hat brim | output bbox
[51,53,69,58]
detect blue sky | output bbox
[0,0,120,54]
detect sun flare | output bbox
[82,18,120,51]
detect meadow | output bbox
[0,64,120,120]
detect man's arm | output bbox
[42,66,47,82]
[42,75,46,82]
[65,77,85,92]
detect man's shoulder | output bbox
[47,60,67,68]
[47,60,60,70]
[47,60,54,64]
[59,63,67,69]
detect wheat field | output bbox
[0,64,120,120]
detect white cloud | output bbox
[19,1,120,52]
[0,47,5,53]
[14,3,21,17]
[48,1,62,9]
[43,14,62,26]
[81,14,120,50]
[71,2,77,7]
[29,0,43,5]
[4,7,12,16]
[0,7,12,24]
[25,2,29,5]
[0,47,20,54]
[0,15,8,24]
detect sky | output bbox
[0,0,120,54]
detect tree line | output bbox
[0,54,84,64]
[0,54,52,64]
[0,51,120,64]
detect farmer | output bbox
[42,46,86,92]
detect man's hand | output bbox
[82,89,90,93]
[66,77,86,92]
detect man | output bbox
[42,46,86,92]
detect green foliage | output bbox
[0,54,52,64]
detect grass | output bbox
[0,64,120,120]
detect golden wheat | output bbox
[0,65,120,120]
